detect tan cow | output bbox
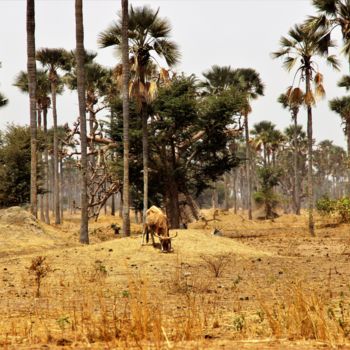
[141,206,177,252]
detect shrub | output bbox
[316,196,350,223]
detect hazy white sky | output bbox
[0,0,348,147]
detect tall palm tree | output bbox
[273,23,340,236]
[233,68,265,220]
[14,69,59,223]
[36,48,70,224]
[27,0,37,218]
[98,5,180,223]
[75,0,88,244]
[329,96,350,194]
[278,87,305,214]
[121,0,130,236]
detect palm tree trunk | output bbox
[43,108,50,225]
[293,113,300,215]
[27,0,37,218]
[121,0,130,236]
[75,0,89,244]
[142,110,149,223]
[244,113,252,220]
[347,122,350,196]
[51,81,60,224]
[306,69,315,236]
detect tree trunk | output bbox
[306,68,315,236]
[76,0,89,244]
[51,81,60,224]
[27,0,37,218]
[244,114,252,219]
[165,177,180,228]
[211,183,218,209]
[43,107,50,224]
[223,173,229,211]
[232,169,237,214]
[293,112,300,215]
[60,156,64,223]
[111,193,115,216]
[121,0,130,236]
[347,122,350,196]
[142,111,149,223]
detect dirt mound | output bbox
[0,206,43,234]
[0,207,69,257]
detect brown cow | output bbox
[141,206,177,252]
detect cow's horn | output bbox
[170,231,178,239]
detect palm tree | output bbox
[251,120,276,166]
[278,87,305,214]
[121,0,130,236]
[273,23,340,236]
[233,68,265,220]
[75,0,88,244]
[14,69,59,223]
[98,5,180,224]
[27,0,37,218]
[329,96,350,194]
[36,48,70,224]
[308,0,350,60]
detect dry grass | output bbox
[1,209,350,349]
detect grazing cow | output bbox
[141,206,177,252]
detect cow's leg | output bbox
[141,225,147,246]
[151,230,156,247]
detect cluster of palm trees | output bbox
[272,0,350,235]
[223,120,347,216]
[20,0,350,241]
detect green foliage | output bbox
[0,125,31,207]
[316,196,350,223]
[316,196,337,215]
[253,166,282,219]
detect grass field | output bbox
[1,207,350,349]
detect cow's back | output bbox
[146,206,168,233]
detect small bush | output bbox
[200,253,232,278]
[316,196,350,223]
[28,256,52,297]
[316,196,337,216]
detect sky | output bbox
[0,0,348,148]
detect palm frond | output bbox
[283,56,298,72]
[326,54,341,70]
[314,72,324,85]
[153,39,180,66]
[305,90,316,106]
[98,23,121,48]
[312,0,337,15]
[0,92,8,107]
[315,83,326,99]
[338,75,350,90]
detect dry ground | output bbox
[1,207,350,349]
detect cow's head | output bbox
[154,231,177,253]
